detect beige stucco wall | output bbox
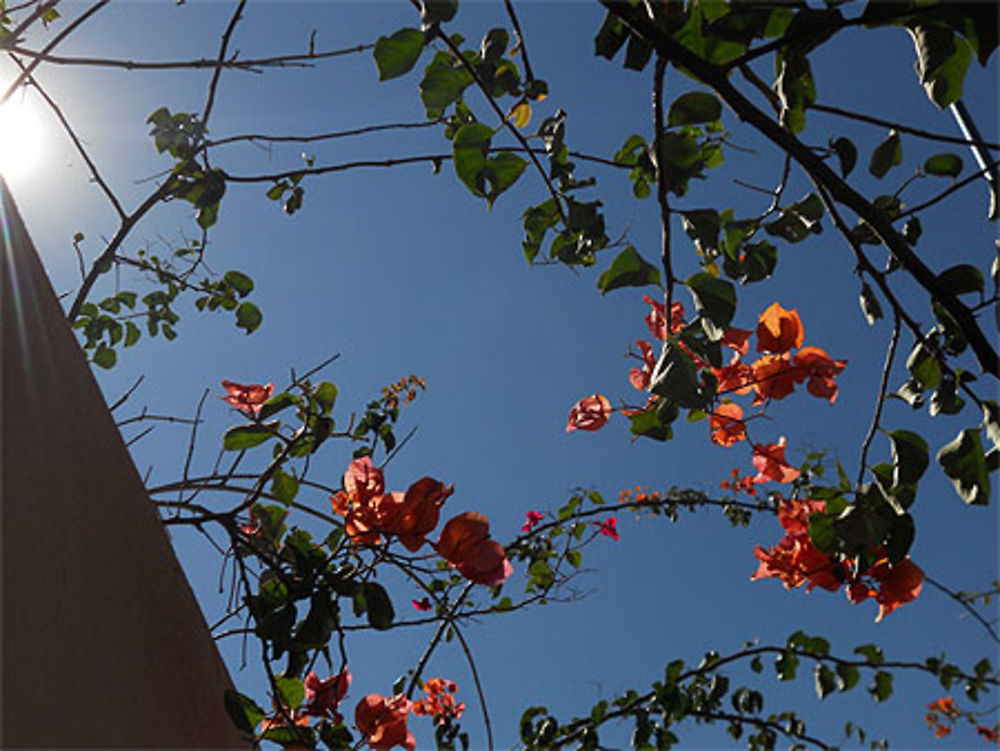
[1,180,249,748]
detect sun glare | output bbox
[0,98,44,180]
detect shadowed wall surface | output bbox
[1,179,247,749]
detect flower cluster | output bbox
[412,677,466,725]
[752,498,924,621]
[924,695,1000,744]
[380,374,427,409]
[564,301,846,467]
[330,458,512,586]
[330,457,453,550]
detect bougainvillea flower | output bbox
[412,597,432,612]
[344,457,385,504]
[869,556,924,622]
[259,711,310,734]
[721,327,753,355]
[713,355,754,396]
[927,697,958,718]
[220,380,274,416]
[751,439,800,484]
[596,516,619,540]
[436,512,513,587]
[846,579,875,604]
[412,678,466,725]
[756,302,804,354]
[303,668,352,721]
[709,402,746,447]
[355,694,414,751]
[752,499,847,591]
[566,394,612,432]
[720,468,757,497]
[643,294,685,340]
[522,510,545,533]
[392,477,453,551]
[792,346,848,403]
[750,354,798,404]
[628,339,657,391]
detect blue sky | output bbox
[3,1,998,748]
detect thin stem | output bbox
[1,0,109,106]
[5,41,373,72]
[813,101,1000,151]
[857,312,901,488]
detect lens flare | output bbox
[0,99,43,179]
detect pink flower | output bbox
[220,379,273,416]
[596,516,619,540]
[628,339,657,391]
[522,510,544,533]
[436,512,513,587]
[751,439,800,484]
[303,667,351,722]
[412,597,432,612]
[355,694,414,751]
[566,394,612,432]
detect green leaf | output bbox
[859,282,883,325]
[224,689,266,734]
[235,301,262,334]
[628,400,677,442]
[889,429,929,486]
[92,345,116,370]
[224,270,254,297]
[667,92,722,126]
[452,122,493,198]
[829,136,857,178]
[775,53,815,133]
[854,644,883,665]
[597,246,661,294]
[650,343,711,410]
[982,400,1000,448]
[686,272,736,339]
[938,264,985,296]
[259,392,298,420]
[374,28,424,81]
[314,381,338,414]
[363,582,395,630]
[906,341,941,390]
[681,209,720,255]
[271,468,299,505]
[124,321,141,347]
[937,428,990,505]
[814,664,836,699]
[836,663,860,692]
[924,152,963,177]
[420,51,473,115]
[223,424,274,451]
[908,23,972,108]
[869,670,893,702]
[594,11,629,60]
[480,27,509,60]
[868,131,902,178]
[420,0,458,26]
[485,152,527,207]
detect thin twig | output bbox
[6,41,373,72]
[1,0,109,107]
[451,623,494,751]
[813,102,1000,151]
[924,574,1000,645]
[109,375,145,412]
[10,56,126,219]
[200,0,247,136]
[857,312,901,488]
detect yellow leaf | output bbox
[511,102,531,129]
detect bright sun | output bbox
[0,98,43,180]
